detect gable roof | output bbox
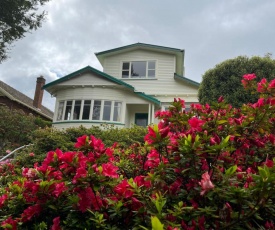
[0,80,54,120]
[95,43,185,76]
[43,66,161,105]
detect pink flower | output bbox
[52,182,67,197]
[268,79,275,89]
[1,217,17,230]
[243,73,256,81]
[114,179,134,198]
[0,194,8,208]
[257,78,267,93]
[21,204,42,222]
[134,175,151,188]
[29,152,35,157]
[188,117,205,132]
[51,217,61,230]
[199,172,214,195]
[264,159,274,168]
[77,187,102,212]
[72,166,87,184]
[102,162,119,178]
[74,135,88,148]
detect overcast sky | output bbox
[1,0,275,111]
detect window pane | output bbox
[73,100,81,120]
[92,100,101,120]
[148,61,155,69]
[122,62,130,69]
[64,101,72,120]
[113,102,122,122]
[122,71,129,78]
[103,101,111,121]
[57,101,64,121]
[131,61,146,77]
[148,70,155,78]
[82,100,91,120]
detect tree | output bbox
[198,55,275,107]
[0,0,50,63]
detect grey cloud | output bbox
[1,0,275,111]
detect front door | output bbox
[135,113,148,127]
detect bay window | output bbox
[56,99,123,123]
[122,61,156,78]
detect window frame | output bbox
[56,99,123,123]
[121,60,156,79]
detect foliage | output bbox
[198,55,275,108]
[0,0,50,62]
[1,76,275,229]
[0,106,39,152]
[14,125,147,168]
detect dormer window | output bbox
[122,61,156,78]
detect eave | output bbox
[174,73,200,88]
[43,65,161,106]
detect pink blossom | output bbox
[268,79,275,89]
[188,117,205,132]
[243,73,256,81]
[51,217,61,230]
[102,162,119,178]
[199,172,214,195]
[257,78,267,93]
[74,135,88,148]
[1,217,17,230]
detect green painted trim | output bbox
[43,66,135,90]
[95,43,183,56]
[53,120,125,126]
[174,73,200,87]
[43,65,161,105]
[135,92,161,105]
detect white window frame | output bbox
[56,99,123,123]
[121,60,156,78]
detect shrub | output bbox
[0,75,275,229]
[14,125,147,168]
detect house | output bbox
[43,43,199,129]
[0,77,53,121]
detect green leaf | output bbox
[151,216,164,230]
[225,165,237,176]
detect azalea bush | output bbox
[0,75,275,229]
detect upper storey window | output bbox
[122,61,156,78]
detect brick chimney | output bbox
[33,76,45,109]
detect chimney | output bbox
[33,76,45,109]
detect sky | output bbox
[1,0,275,111]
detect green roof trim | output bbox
[135,92,161,105]
[43,65,161,105]
[95,43,183,56]
[174,73,200,87]
[43,66,135,90]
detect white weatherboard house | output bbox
[43,43,200,129]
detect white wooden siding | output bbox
[102,49,198,100]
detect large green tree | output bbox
[0,0,49,63]
[198,55,275,107]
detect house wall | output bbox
[52,86,155,129]
[102,49,198,99]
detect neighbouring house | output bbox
[0,77,53,121]
[43,43,199,129]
